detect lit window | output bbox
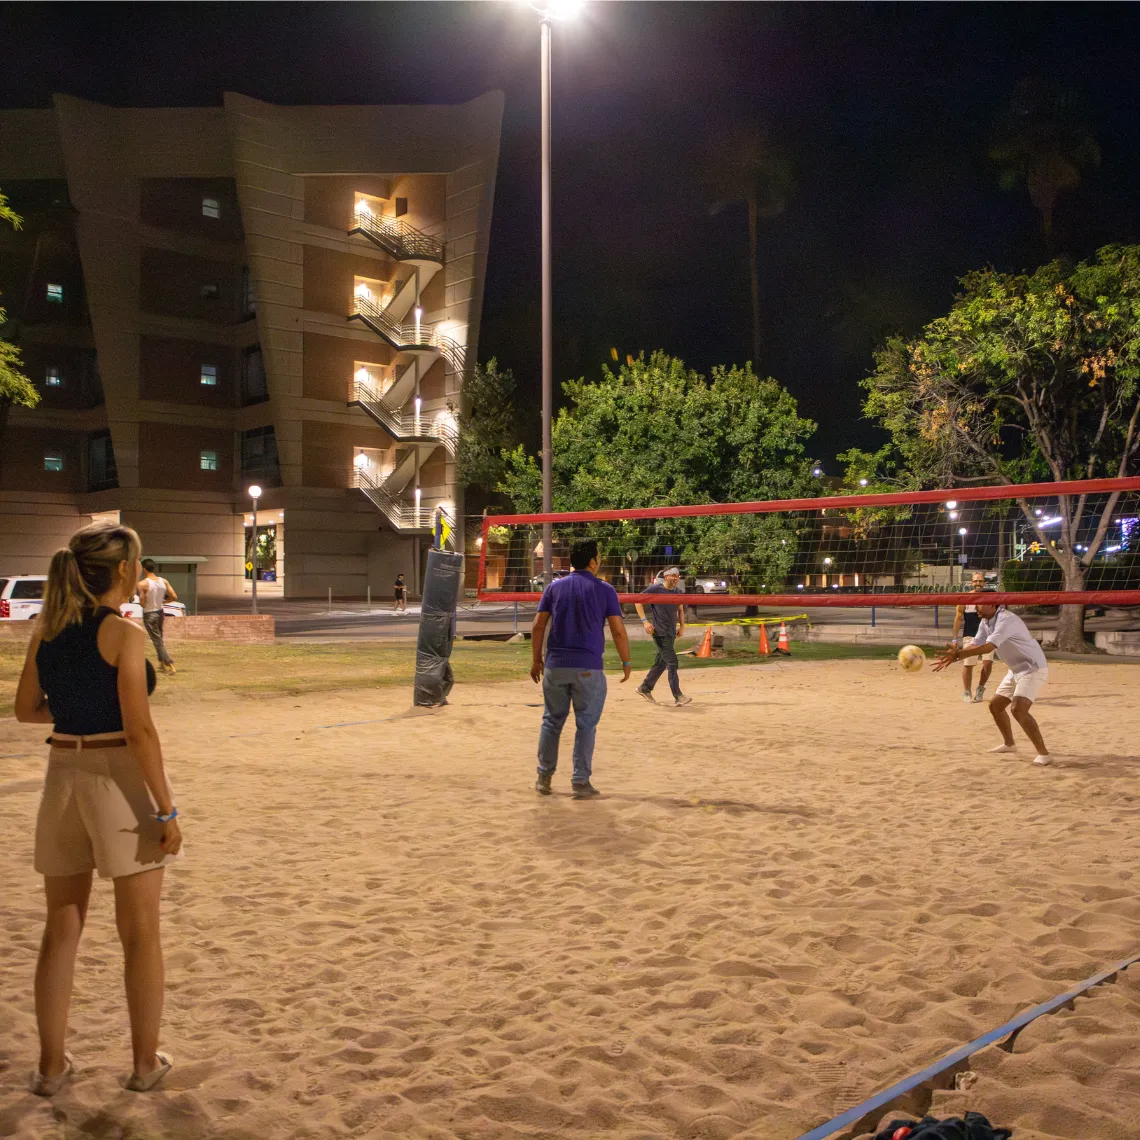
[200,283,219,299]
[44,451,64,472]
[200,365,218,387]
[202,197,220,219]
[200,450,218,471]
[46,283,63,303]
[45,366,62,387]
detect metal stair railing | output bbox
[352,379,457,454]
[349,210,444,263]
[350,294,467,373]
[351,464,431,532]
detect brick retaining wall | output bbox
[0,615,275,644]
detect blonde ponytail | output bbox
[39,522,142,641]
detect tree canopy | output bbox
[0,189,38,480]
[841,244,1140,647]
[495,351,818,589]
[452,358,519,510]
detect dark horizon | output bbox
[4,1,1140,468]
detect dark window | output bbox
[11,580,45,599]
[241,425,281,487]
[200,364,218,387]
[241,266,255,318]
[394,198,407,217]
[88,431,118,491]
[45,365,62,387]
[242,345,268,405]
[44,451,64,472]
[200,283,219,299]
[0,579,8,596]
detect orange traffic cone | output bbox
[696,626,713,658]
[757,622,771,656]
[774,621,791,656]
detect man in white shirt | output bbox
[934,603,1051,765]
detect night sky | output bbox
[4,2,1140,465]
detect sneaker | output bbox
[974,685,986,703]
[636,686,656,703]
[570,782,601,799]
[962,690,973,703]
[535,772,553,796]
[1033,754,1053,766]
[673,695,693,707]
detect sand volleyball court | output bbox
[1,655,1139,1139]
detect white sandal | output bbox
[125,1051,173,1092]
[29,1052,73,1097]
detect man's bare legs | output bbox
[114,867,166,1077]
[989,694,1048,754]
[35,872,92,1078]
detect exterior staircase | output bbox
[351,375,457,454]
[349,209,443,264]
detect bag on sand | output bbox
[874,1114,1012,1140]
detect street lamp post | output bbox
[540,11,553,586]
[248,484,262,615]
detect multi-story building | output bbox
[0,92,502,600]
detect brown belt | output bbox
[47,737,128,750]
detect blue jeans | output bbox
[537,667,608,785]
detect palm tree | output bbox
[989,79,1100,242]
[707,126,794,368]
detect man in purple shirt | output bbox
[530,538,632,799]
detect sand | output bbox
[1,657,1139,1140]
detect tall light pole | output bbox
[540,10,554,586]
[248,484,262,615]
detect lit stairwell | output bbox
[349,292,466,373]
[352,452,429,533]
[349,208,443,264]
[351,374,457,454]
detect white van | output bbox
[0,575,185,621]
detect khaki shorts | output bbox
[995,667,1048,704]
[34,733,182,880]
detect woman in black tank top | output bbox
[15,522,182,1095]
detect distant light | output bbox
[1034,508,1043,517]
[414,305,423,320]
[823,557,832,565]
[812,467,823,477]
[1038,516,1063,528]
[796,584,804,590]
[949,511,958,520]
[958,527,967,536]
[832,583,839,589]
[859,478,868,487]
[945,500,957,509]
[248,484,262,499]
[475,536,483,548]
[353,452,368,468]
[545,0,585,18]
[1105,544,1122,553]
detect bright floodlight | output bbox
[949,510,958,520]
[958,527,968,536]
[945,500,957,508]
[813,466,823,477]
[248,484,262,499]
[546,0,584,18]
[859,478,868,487]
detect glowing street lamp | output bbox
[248,484,262,615]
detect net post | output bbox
[476,515,491,595]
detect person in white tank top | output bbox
[139,560,177,674]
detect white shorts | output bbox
[995,668,1048,703]
[966,637,994,662]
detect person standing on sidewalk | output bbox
[393,573,408,613]
[139,560,176,676]
[530,539,632,799]
[634,566,691,706]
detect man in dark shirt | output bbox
[634,567,691,705]
[393,573,407,613]
[530,538,632,799]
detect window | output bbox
[46,283,63,303]
[241,266,255,318]
[242,345,268,405]
[44,451,64,472]
[200,449,218,472]
[88,432,118,491]
[241,424,281,486]
[202,197,220,219]
[200,283,219,299]
[45,366,62,387]
[394,198,408,217]
[200,364,218,387]
[12,580,45,600]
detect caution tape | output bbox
[692,613,810,628]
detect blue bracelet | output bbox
[154,807,178,823]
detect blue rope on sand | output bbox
[795,951,1140,1140]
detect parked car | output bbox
[529,570,568,591]
[0,575,184,620]
[651,570,729,594]
[0,575,46,620]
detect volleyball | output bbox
[898,645,926,672]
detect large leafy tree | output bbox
[497,351,818,591]
[842,245,1140,651]
[0,190,39,482]
[707,126,794,368]
[453,358,519,507]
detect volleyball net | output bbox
[475,477,1140,608]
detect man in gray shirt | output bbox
[634,567,691,706]
[934,603,1051,765]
